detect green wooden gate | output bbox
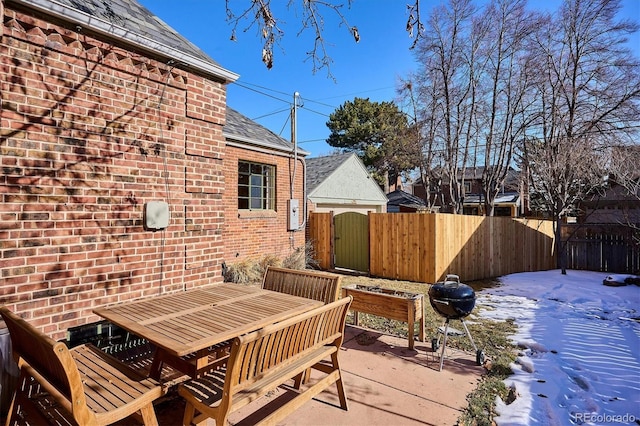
[334,212,369,272]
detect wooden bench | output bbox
[0,306,165,426]
[178,295,353,426]
[262,266,342,304]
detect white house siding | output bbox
[307,154,387,214]
[310,204,385,215]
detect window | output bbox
[238,161,275,210]
[464,181,472,193]
[495,206,512,217]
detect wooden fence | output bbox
[563,225,640,273]
[307,212,556,283]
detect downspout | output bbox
[298,157,307,230]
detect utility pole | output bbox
[288,92,302,233]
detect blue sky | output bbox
[138,0,639,159]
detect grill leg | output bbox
[438,319,450,372]
[460,319,479,352]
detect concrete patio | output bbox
[153,324,485,425]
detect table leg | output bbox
[149,348,164,381]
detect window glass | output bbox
[238,160,276,210]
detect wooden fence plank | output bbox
[308,212,556,282]
[563,225,639,273]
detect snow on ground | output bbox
[476,270,640,426]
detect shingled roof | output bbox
[305,153,353,193]
[224,108,309,155]
[14,0,238,82]
[386,189,427,212]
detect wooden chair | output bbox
[0,306,165,426]
[262,266,342,304]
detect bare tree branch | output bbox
[225,0,359,77]
[406,0,426,49]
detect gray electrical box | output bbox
[287,199,299,231]
[145,201,170,230]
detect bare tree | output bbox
[474,0,539,216]
[609,145,640,200]
[409,0,539,215]
[523,0,640,273]
[412,0,479,213]
[397,76,445,209]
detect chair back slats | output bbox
[262,267,342,304]
[226,296,351,393]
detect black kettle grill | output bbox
[428,274,484,371]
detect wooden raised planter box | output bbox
[342,285,425,349]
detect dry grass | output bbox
[339,274,517,426]
[224,242,319,284]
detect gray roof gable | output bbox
[386,189,426,207]
[305,153,354,193]
[225,108,309,155]
[15,0,238,82]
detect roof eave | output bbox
[225,135,310,157]
[14,0,239,83]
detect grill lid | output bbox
[428,274,476,319]
[429,274,475,300]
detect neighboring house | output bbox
[386,189,431,213]
[412,167,524,217]
[0,0,305,340]
[578,180,640,225]
[306,153,388,215]
[462,192,521,217]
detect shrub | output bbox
[282,241,319,270]
[223,259,261,284]
[223,242,320,284]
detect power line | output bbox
[251,108,291,120]
[233,80,289,96]
[231,81,290,104]
[299,106,330,118]
[231,80,398,110]
[299,138,328,144]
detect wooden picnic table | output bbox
[93,283,323,380]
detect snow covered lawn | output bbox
[477,270,639,425]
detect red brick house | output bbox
[0,0,306,339]
[223,107,308,262]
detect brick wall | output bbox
[0,4,229,339]
[223,144,306,263]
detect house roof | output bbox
[464,192,520,205]
[305,153,354,193]
[305,153,387,206]
[13,0,238,82]
[224,108,309,156]
[413,166,520,188]
[386,189,427,210]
